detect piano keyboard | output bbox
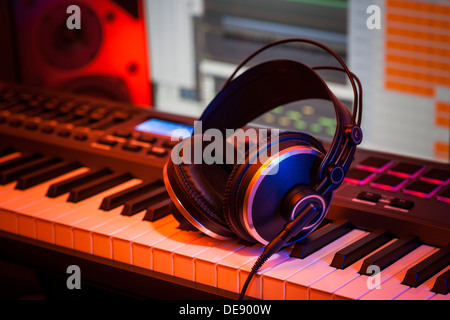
[0,82,448,300]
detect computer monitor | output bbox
[144,0,450,164]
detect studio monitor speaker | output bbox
[13,0,152,106]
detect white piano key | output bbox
[0,167,89,234]
[360,247,439,300]
[333,244,436,300]
[0,181,17,196]
[32,185,116,243]
[72,206,124,253]
[151,229,203,275]
[429,293,450,300]
[91,211,147,259]
[193,239,245,287]
[395,266,450,300]
[215,245,264,293]
[239,248,291,299]
[131,218,182,270]
[262,229,367,300]
[52,179,143,248]
[16,194,70,238]
[172,235,222,281]
[31,177,137,244]
[14,167,90,237]
[307,238,397,300]
[284,230,369,300]
[111,214,174,264]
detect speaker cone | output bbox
[37,3,103,70]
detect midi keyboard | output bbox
[0,81,448,300]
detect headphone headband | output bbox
[197,59,355,191]
[198,59,352,134]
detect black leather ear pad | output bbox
[164,134,237,239]
[222,131,328,243]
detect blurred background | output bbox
[0,0,449,163]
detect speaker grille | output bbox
[38,3,103,70]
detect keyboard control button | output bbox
[97,138,117,147]
[73,133,88,141]
[24,121,39,131]
[388,162,425,179]
[41,126,55,134]
[370,174,409,191]
[357,191,381,203]
[57,129,71,138]
[137,135,156,144]
[112,110,131,121]
[9,118,23,127]
[421,168,450,185]
[148,147,167,157]
[403,181,441,198]
[113,130,132,139]
[122,144,142,152]
[357,157,393,172]
[389,198,414,210]
[344,168,376,185]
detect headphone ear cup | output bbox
[222,131,330,244]
[164,134,237,240]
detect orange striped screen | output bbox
[435,101,450,128]
[434,141,450,161]
[385,0,450,97]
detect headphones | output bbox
[163,38,362,253]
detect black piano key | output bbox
[170,202,198,232]
[402,244,450,288]
[431,268,450,295]
[99,180,164,211]
[67,172,133,203]
[359,236,421,275]
[0,146,15,157]
[143,198,172,222]
[0,156,61,184]
[330,229,392,269]
[121,186,168,216]
[46,167,112,198]
[15,161,81,190]
[0,152,42,172]
[291,219,354,259]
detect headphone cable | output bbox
[238,203,319,300]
